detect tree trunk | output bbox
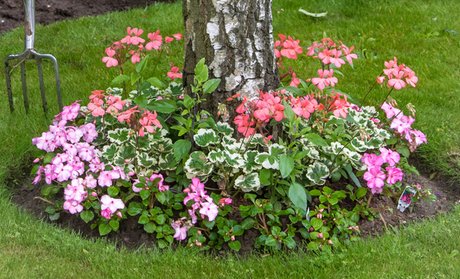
[183,0,278,112]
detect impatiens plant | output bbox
[31,28,431,252]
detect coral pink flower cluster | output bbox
[311,69,338,91]
[234,91,285,137]
[377,57,418,90]
[102,27,182,67]
[307,38,358,66]
[88,90,161,137]
[306,38,357,90]
[362,148,403,194]
[274,34,303,60]
[381,102,427,151]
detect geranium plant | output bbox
[31,28,430,252]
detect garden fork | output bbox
[4,0,62,113]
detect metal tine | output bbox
[3,0,63,114]
[20,62,30,113]
[4,59,15,112]
[36,58,48,113]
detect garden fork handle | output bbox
[24,0,35,50]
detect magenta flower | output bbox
[171,218,190,241]
[386,167,404,185]
[150,173,169,192]
[379,148,400,167]
[363,167,386,194]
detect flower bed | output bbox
[30,28,433,252]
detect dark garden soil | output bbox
[6,156,460,254]
[0,0,175,34]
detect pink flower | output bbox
[80,123,98,143]
[100,195,125,219]
[290,95,318,119]
[329,93,350,118]
[340,44,358,65]
[101,208,112,220]
[386,167,403,185]
[199,197,219,221]
[379,148,400,166]
[98,171,113,187]
[102,47,119,67]
[376,76,385,84]
[278,36,303,59]
[363,167,386,194]
[171,218,190,241]
[165,36,174,43]
[381,102,401,119]
[361,153,384,169]
[87,97,105,117]
[106,95,126,114]
[172,33,182,40]
[63,200,83,214]
[233,114,256,137]
[138,111,162,137]
[218,197,232,206]
[253,92,285,123]
[130,51,141,64]
[146,30,162,50]
[390,115,414,134]
[311,69,338,90]
[117,106,139,124]
[56,102,80,122]
[121,27,145,45]
[84,174,97,189]
[290,72,300,87]
[150,173,169,192]
[167,65,183,80]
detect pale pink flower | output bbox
[199,197,219,222]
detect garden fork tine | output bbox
[4,0,62,114]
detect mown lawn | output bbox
[0,0,459,278]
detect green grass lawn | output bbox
[0,0,459,277]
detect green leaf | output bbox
[241,218,256,230]
[309,189,321,196]
[182,94,195,109]
[283,101,296,122]
[135,54,150,73]
[146,100,177,114]
[109,220,119,231]
[228,240,241,251]
[138,213,150,225]
[203,78,221,94]
[193,128,219,147]
[147,77,166,89]
[173,139,192,162]
[80,211,94,223]
[234,173,261,192]
[111,74,130,86]
[311,218,323,230]
[356,187,368,199]
[127,202,143,216]
[98,223,112,236]
[107,186,119,197]
[154,214,166,225]
[288,183,308,211]
[305,133,328,147]
[194,58,208,84]
[279,154,295,178]
[344,164,362,187]
[139,189,151,200]
[144,222,156,233]
[259,169,272,186]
